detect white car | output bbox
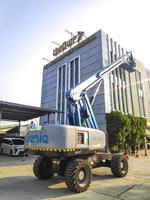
[0,138,25,156]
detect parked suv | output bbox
[0,138,25,156]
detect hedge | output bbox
[106,111,147,152]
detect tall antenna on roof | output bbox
[65,29,75,37]
[51,41,61,46]
[42,58,51,62]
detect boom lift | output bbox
[25,52,135,193]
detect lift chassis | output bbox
[25,52,135,193]
[26,128,128,193]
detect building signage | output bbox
[53,31,84,56]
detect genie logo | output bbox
[25,134,49,144]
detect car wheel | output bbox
[10,149,13,156]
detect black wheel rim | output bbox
[120,160,127,174]
[78,166,90,187]
[120,161,124,170]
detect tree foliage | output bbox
[106,111,130,151]
[106,111,147,152]
[126,115,147,147]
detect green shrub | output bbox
[106,111,130,152]
[106,111,147,152]
[127,115,147,147]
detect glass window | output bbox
[147,70,150,93]
[56,56,80,124]
[2,139,9,144]
[75,57,79,85]
[69,57,80,89]
[135,71,145,117]
[12,139,24,145]
[124,87,128,113]
[8,141,12,145]
[116,69,118,78]
[128,73,133,114]
[56,65,67,124]
[123,69,126,82]
[57,67,62,122]
[70,60,74,88]
[110,51,113,63]
[61,65,66,123]
[121,87,125,113]
[119,68,122,79]
[117,85,121,111]
[112,83,116,109]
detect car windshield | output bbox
[12,139,24,145]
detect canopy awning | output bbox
[0,101,61,122]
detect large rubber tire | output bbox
[33,156,53,180]
[59,159,68,177]
[65,159,92,193]
[111,155,128,177]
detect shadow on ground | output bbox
[0,172,116,199]
[0,173,150,200]
[0,175,70,199]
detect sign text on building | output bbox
[53,31,84,56]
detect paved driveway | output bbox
[0,154,150,200]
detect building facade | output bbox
[41,29,150,134]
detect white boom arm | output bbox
[67,52,135,101]
[66,51,135,129]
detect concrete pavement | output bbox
[0,154,150,200]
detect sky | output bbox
[0,0,150,108]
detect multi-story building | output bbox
[40,29,150,135]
